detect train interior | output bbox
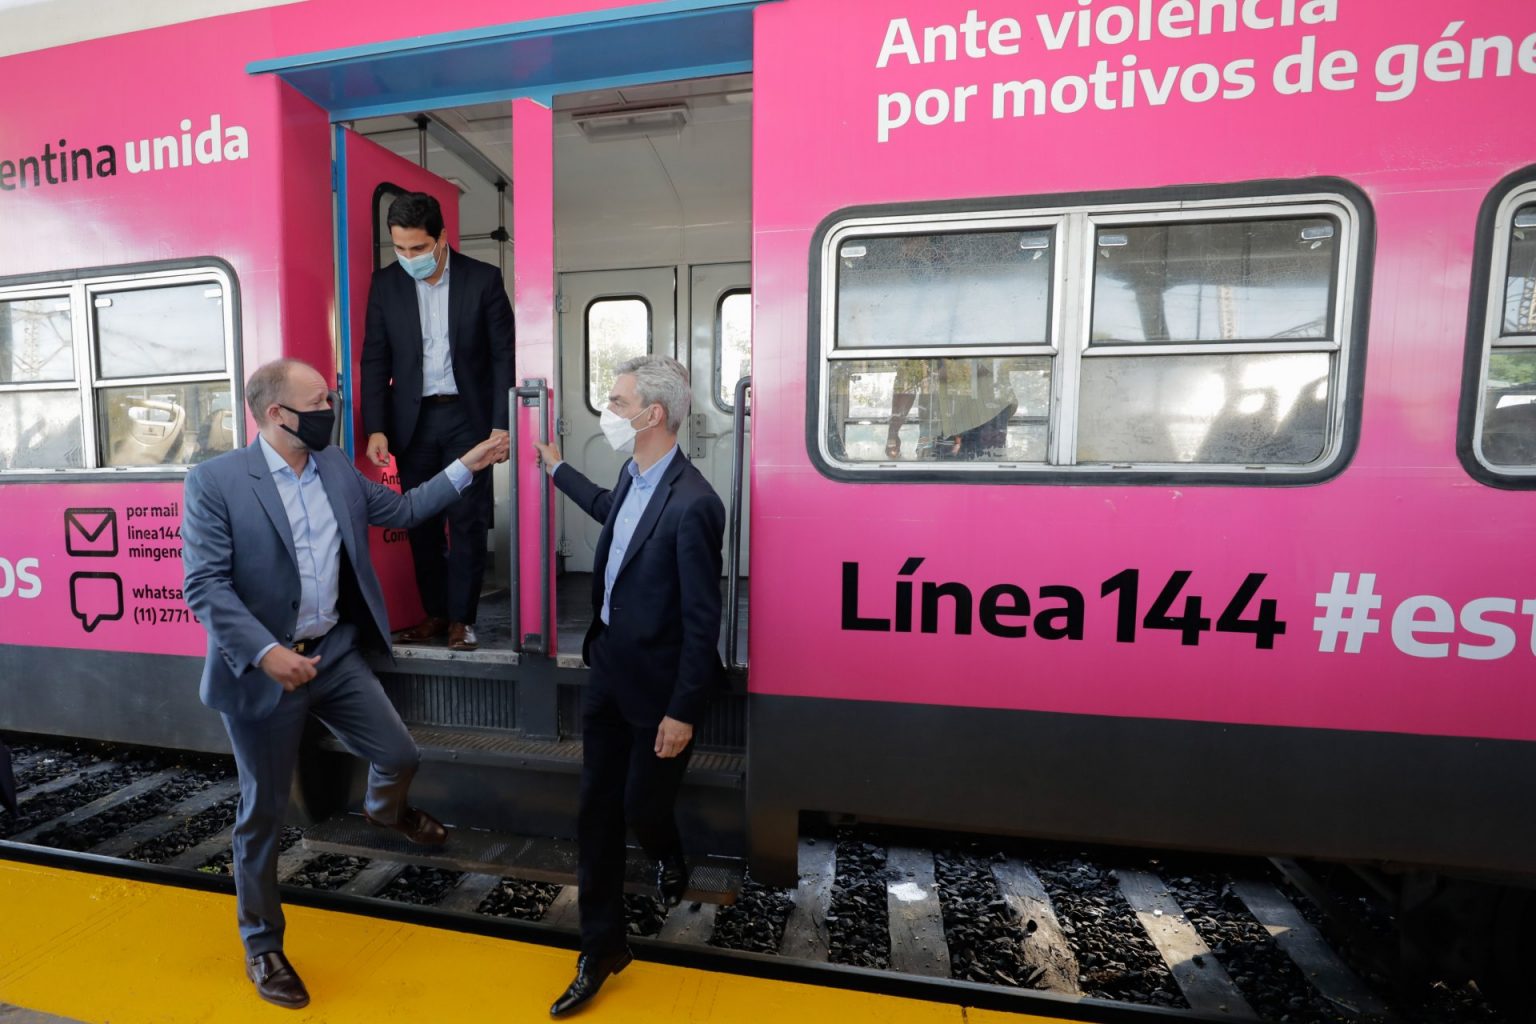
[350,75,752,667]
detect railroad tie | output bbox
[658,901,718,945]
[779,838,835,962]
[337,860,409,898]
[275,845,316,883]
[89,780,239,859]
[9,768,181,845]
[435,872,504,914]
[1116,868,1257,1019]
[164,827,235,871]
[991,858,1081,994]
[884,847,951,978]
[540,886,581,929]
[1230,879,1395,1020]
[12,763,122,807]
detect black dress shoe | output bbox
[246,951,310,1009]
[364,805,448,846]
[550,948,633,1017]
[657,853,688,907]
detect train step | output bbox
[315,727,746,788]
[300,813,744,905]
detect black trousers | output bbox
[395,400,491,624]
[577,640,694,956]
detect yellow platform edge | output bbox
[0,858,1068,1024]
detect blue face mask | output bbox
[397,240,442,281]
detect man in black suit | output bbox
[0,738,16,815]
[533,355,725,1017]
[361,192,514,652]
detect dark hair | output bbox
[386,192,445,239]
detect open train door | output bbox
[336,129,463,631]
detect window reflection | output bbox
[1078,353,1330,464]
[1504,203,1536,336]
[837,230,1053,348]
[0,297,74,383]
[829,357,1050,463]
[95,283,226,379]
[1482,350,1536,466]
[0,390,83,470]
[97,381,235,467]
[1092,218,1335,344]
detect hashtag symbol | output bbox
[1313,572,1382,654]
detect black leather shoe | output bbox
[364,805,448,847]
[550,948,633,1017]
[246,951,310,1009]
[657,854,688,907]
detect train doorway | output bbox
[550,75,753,656]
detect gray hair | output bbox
[245,358,306,424]
[616,354,691,433]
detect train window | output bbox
[816,193,1362,479]
[1,296,74,383]
[1470,192,1536,476]
[0,390,84,470]
[829,357,1050,463]
[1091,218,1335,344]
[717,289,751,409]
[0,262,239,474]
[94,283,227,378]
[586,297,650,412]
[836,230,1053,349]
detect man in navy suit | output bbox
[182,358,507,1009]
[534,355,725,1017]
[361,191,515,652]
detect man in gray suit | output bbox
[182,358,506,1009]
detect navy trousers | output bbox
[221,624,418,956]
[576,635,695,957]
[395,400,492,625]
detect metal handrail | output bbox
[725,375,751,668]
[507,379,551,654]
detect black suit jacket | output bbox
[553,451,726,727]
[360,249,515,451]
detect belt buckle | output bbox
[293,637,314,655]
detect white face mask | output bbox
[600,406,653,455]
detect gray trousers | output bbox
[221,624,418,956]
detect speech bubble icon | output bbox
[69,571,123,633]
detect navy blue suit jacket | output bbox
[360,249,515,451]
[553,452,726,726]
[181,440,461,721]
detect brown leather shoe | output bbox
[396,616,449,643]
[447,622,479,651]
[246,951,309,1009]
[365,805,448,847]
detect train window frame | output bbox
[715,287,751,413]
[807,181,1371,485]
[0,259,242,478]
[583,294,653,415]
[1459,169,1536,488]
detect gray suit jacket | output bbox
[182,439,460,720]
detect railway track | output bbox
[0,739,1510,1023]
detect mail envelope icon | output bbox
[65,507,119,558]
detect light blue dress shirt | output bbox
[596,445,678,625]
[416,248,457,397]
[252,435,472,667]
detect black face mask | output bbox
[278,404,335,451]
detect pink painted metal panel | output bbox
[748,0,1536,742]
[511,99,559,654]
[341,130,463,633]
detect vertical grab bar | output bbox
[507,379,552,655]
[725,375,751,669]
